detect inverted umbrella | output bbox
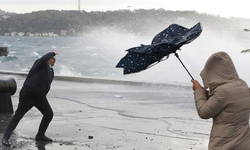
[116,22,202,80]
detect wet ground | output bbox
[0,73,210,150]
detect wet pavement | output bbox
[0,73,209,150]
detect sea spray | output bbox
[0,27,250,86]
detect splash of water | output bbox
[0,26,250,86]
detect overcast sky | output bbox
[1,0,250,19]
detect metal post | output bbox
[0,78,17,114]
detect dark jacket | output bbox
[23,52,55,97]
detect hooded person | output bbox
[191,51,250,150]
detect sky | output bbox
[1,0,250,19]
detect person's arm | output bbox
[40,52,56,63]
[191,80,226,119]
[193,88,226,119]
[32,51,58,70]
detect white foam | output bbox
[58,65,82,77]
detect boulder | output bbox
[0,47,8,56]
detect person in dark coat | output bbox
[2,51,59,146]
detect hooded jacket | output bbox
[193,51,250,150]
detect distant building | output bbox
[10,32,16,36]
[48,32,58,37]
[3,30,74,37]
[60,30,68,36]
[17,32,25,36]
[42,32,49,37]
[52,34,58,37]
[35,33,42,37]
[26,32,34,37]
[26,32,33,37]
[26,32,31,36]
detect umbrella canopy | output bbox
[116,22,202,76]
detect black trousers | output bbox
[4,87,53,139]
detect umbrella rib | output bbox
[174,53,194,80]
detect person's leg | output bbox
[3,88,34,139]
[2,88,34,146]
[35,97,53,139]
[3,104,33,139]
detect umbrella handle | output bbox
[174,53,194,80]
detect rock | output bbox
[0,47,8,56]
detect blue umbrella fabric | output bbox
[116,22,202,77]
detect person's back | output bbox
[209,79,250,150]
[192,51,250,150]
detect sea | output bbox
[1,28,250,149]
[1,28,250,86]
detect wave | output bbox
[57,65,82,76]
[0,56,18,62]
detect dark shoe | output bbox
[2,137,10,146]
[36,140,52,149]
[35,135,52,142]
